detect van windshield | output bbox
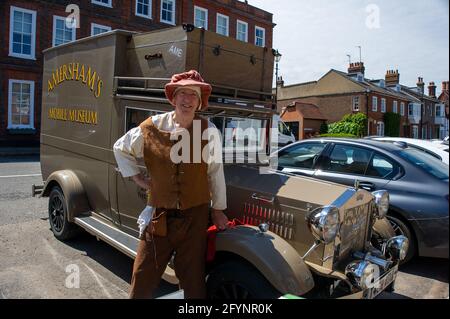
[278,121,292,136]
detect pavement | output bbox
[0,155,448,299]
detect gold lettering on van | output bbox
[47,62,103,98]
[49,107,98,125]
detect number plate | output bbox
[364,265,398,299]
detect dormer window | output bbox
[357,73,364,82]
[379,79,385,88]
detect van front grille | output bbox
[242,202,295,240]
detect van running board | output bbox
[74,215,138,259]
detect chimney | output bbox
[417,77,425,94]
[428,82,436,98]
[348,62,365,76]
[385,69,400,86]
[442,81,449,92]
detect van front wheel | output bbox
[206,261,280,299]
[48,186,79,241]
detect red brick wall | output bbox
[367,93,409,137]
[186,0,273,48]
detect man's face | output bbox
[173,88,200,120]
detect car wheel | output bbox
[207,260,280,299]
[48,186,80,241]
[386,215,416,264]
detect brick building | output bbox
[277,63,417,138]
[401,78,445,139]
[0,0,274,146]
[280,101,327,140]
[438,81,449,138]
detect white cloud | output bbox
[251,0,449,93]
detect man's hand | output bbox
[211,209,229,231]
[131,174,151,190]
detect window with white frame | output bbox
[376,121,385,136]
[9,6,37,60]
[255,26,265,47]
[91,23,111,36]
[53,16,76,47]
[408,103,414,116]
[136,0,152,19]
[352,96,360,111]
[381,98,386,113]
[400,102,405,116]
[436,104,444,117]
[393,101,398,113]
[8,79,34,129]
[216,13,229,36]
[372,96,378,112]
[237,20,248,42]
[160,0,175,25]
[92,0,112,7]
[194,6,208,29]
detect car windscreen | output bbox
[396,148,449,180]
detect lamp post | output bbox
[272,49,282,104]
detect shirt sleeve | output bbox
[113,126,144,178]
[206,121,227,211]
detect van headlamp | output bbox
[306,206,340,244]
[372,190,389,219]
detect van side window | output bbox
[126,108,164,131]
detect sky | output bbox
[251,0,449,95]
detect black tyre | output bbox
[387,215,416,264]
[207,260,280,299]
[48,186,80,241]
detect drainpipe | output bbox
[365,89,370,136]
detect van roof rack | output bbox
[113,76,276,112]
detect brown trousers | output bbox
[129,204,209,299]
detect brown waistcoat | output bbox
[140,115,211,210]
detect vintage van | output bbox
[33,25,406,299]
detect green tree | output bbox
[384,112,401,137]
[327,113,367,137]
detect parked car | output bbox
[368,137,449,165]
[271,138,449,263]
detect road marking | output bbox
[0,174,42,178]
[82,262,113,299]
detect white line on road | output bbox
[0,174,42,178]
[82,262,113,299]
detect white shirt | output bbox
[113,111,227,211]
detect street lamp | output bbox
[272,49,282,104]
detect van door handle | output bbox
[358,182,375,191]
[251,193,274,204]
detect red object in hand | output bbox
[206,218,244,263]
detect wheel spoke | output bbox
[231,284,239,299]
[220,285,231,299]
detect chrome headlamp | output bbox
[345,260,380,290]
[306,206,340,244]
[372,190,389,219]
[383,235,409,261]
